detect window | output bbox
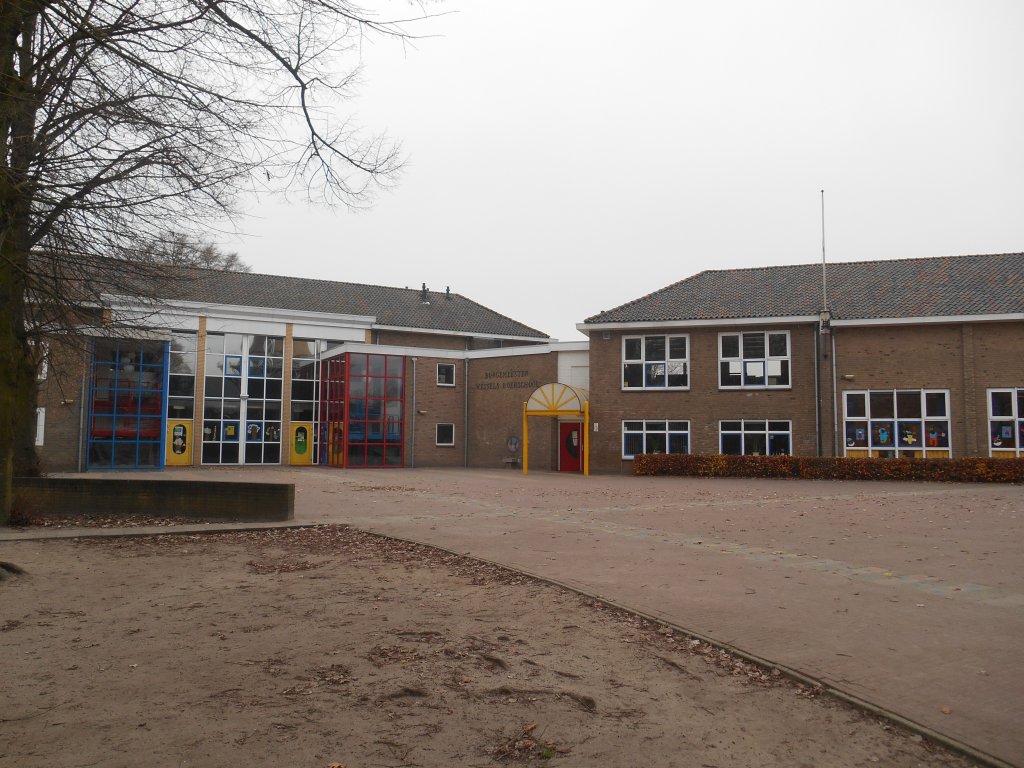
[436,423,455,446]
[622,335,688,390]
[843,390,950,458]
[167,333,196,422]
[988,388,1024,457]
[291,339,328,464]
[720,420,792,455]
[622,420,689,459]
[719,331,790,388]
[202,334,283,465]
[88,339,167,468]
[437,362,456,386]
[35,407,45,447]
[345,353,404,467]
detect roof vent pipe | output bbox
[421,283,429,304]
[446,286,451,300]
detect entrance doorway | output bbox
[559,422,583,472]
[201,333,283,465]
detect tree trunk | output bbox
[0,236,36,525]
[1,3,41,524]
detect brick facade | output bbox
[466,353,559,470]
[583,319,1024,469]
[405,355,467,468]
[587,324,821,472]
[831,320,1024,458]
[33,256,1022,474]
[35,336,89,472]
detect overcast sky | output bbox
[234,1,1024,341]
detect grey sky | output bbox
[235,1,1024,341]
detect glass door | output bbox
[202,333,283,465]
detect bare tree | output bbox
[1,0,413,521]
[139,231,251,272]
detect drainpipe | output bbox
[409,357,417,468]
[814,327,821,457]
[831,331,840,457]
[77,345,88,472]
[463,357,469,467]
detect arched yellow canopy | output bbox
[522,383,590,476]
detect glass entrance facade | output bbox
[87,339,168,468]
[202,333,283,465]
[320,352,405,467]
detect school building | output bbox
[33,252,1024,474]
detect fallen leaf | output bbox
[941,707,952,715]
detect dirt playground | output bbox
[0,525,975,767]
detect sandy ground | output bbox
[0,526,974,768]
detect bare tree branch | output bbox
[1,0,426,520]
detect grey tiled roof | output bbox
[149,266,549,339]
[584,253,1024,324]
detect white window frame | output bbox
[621,334,689,391]
[987,388,1023,457]
[35,407,46,447]
[719,420,792,455]
[718,331,791,389]
[621,420,690,459]
[436,362,456,387]
[435,423,455,446]
[842,389,951,457]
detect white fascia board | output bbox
[322,340,581,362]
[102,295,376,329]
[70,325,174,340]
[323,342,466,361]
[832,313,1024,327]
[466,341,588,360]
[579,316,819,332]
[373,322,551,344]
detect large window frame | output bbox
[88,339,168,469]
[719,331,791,389]
[988,388,1024,457]
[622,334,689,391]
[292,338,345,465]
[202,333,284,466]
[720,420,792,456]
[345,352,405,467]
[842,389,951,458]
[167,333,196,423]
[622,420,690,459]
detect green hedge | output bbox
[632,453,1024,483]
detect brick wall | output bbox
[587,324,821,471]
[405,356,467,467]
[35,335,90,472]
[832,320,1024,457]
[466,353,559,470]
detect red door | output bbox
[559,423,582,472]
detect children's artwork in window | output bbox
[845,423,867,448]
[872,422,893,446]
[898,422,921,447]
[845,390,951,457]
[987,388,1024,456]
[925,422,949,448]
